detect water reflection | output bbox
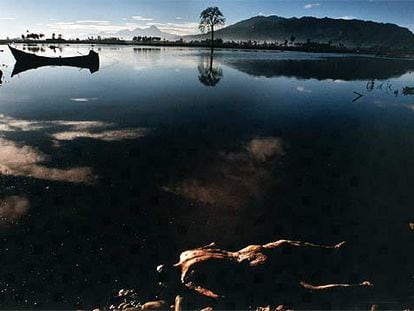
[165,137,284,208]
[10,45,99,76]
[52,128,148,142]
[0,195,29,227]
[224,56,414,80]
[198,52,223,87]
[0,45,414,309]
[0,137,94,184]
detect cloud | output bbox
[175,16,182,20]
[75,20,111,24]
[146,22,199,35]
[132,15,153,21]
[0,17,16,20]
[338,16,355,20]
[304,3,321,9]
[46,20,141,37]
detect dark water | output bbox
[0,44,413,309]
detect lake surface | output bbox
[0,44,413,309]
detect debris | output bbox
[141,300,166,310]
[174,295,183,311]
[352,91,363,102]
[173,239,357,298]
[300,280,373,291]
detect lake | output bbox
[0,44,413,309]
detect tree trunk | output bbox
[211,25,214,52]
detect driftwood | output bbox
[174,295,183,311]
[174,239,372,298]
[352,91,364,102]
[141,300,166,310]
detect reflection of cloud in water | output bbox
[0,138,94,184]
[0,195,29,226]
[52,128,148,141]
[0,115,150,183]
[166,137,284,207]
[247,137,285,161]
[0,114,106,132]
[70,97,99,102]
[0,115,149,142]
[296,86,312,93]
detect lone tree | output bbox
[199,7,225,49]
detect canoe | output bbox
[9,45,99,76]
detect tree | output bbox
[199,7,225,49]
[290,35,296,44]
[198,53,223,87]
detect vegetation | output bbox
[199,7,225,49]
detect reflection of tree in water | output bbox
[0,69,3,85]
[198,52,223,87]
[365,79,414,97]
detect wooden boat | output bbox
[9,45,99,76]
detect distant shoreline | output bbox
[1,39,414,59]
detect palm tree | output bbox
[199,7,225,49]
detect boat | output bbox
[8,45,99,76]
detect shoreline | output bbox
[1,39,414,59]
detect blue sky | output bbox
[1,0,414,39]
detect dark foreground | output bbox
[0,45,413,310]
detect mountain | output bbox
[109,25,178,40]
[185,15,414,49]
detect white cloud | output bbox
[132,15,153,21]
[146,22,199,35]
[304,3,320,9]
[0,17,16,20]
[46,20,141,37]
[75,20,110,24]
[175,16,182,20]
[338,16,355,20]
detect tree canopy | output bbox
[199,7,225,34]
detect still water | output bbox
[0,44,413,309]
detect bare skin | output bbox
[174,240,373,298]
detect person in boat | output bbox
[157,239,373,305]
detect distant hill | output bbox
[109,25,178,41]
[185,15,414,49]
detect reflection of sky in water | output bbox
[0,44,414,309]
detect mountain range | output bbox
[106,25,179,41]
[184,15,414,49]
[99,15,414,50]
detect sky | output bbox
[1,0,414,39]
